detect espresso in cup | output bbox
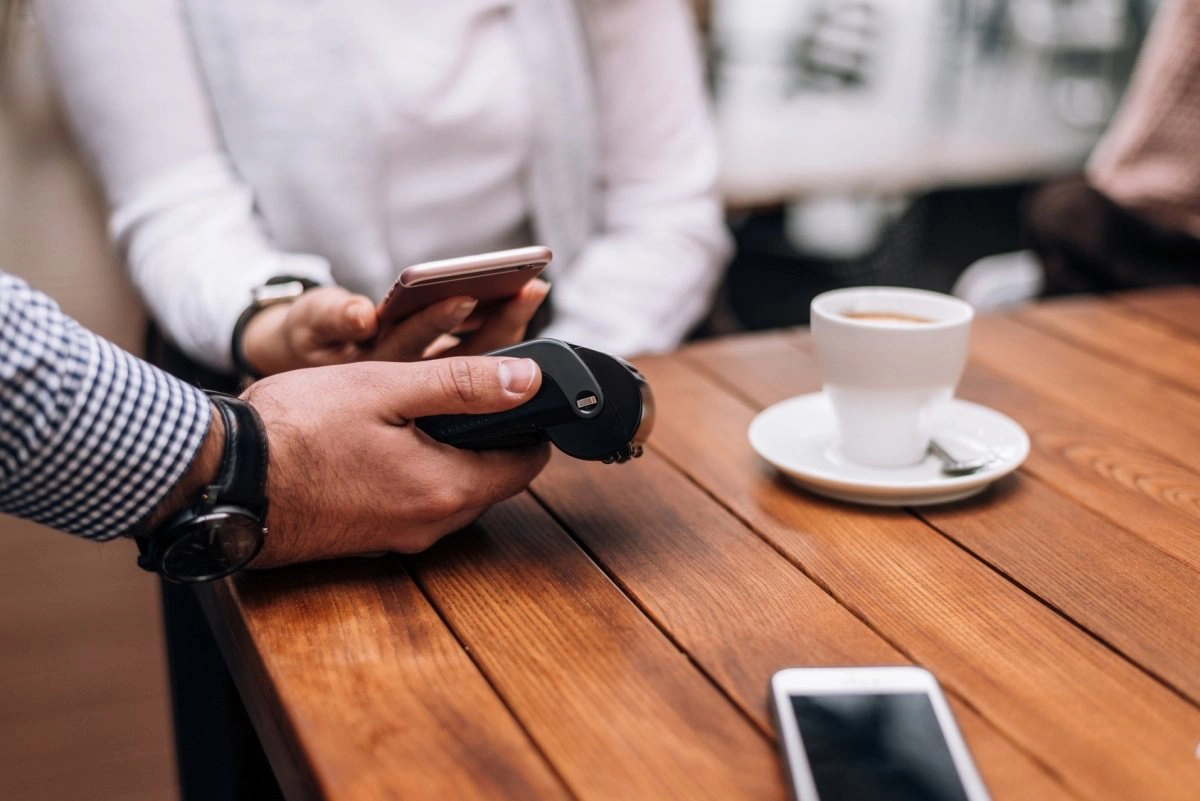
[840,310,933,324]
[811,287,973,467]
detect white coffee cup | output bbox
[810,287,973,467]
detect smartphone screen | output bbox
[788,691,973,801]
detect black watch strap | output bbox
[206,393,269,516]
[230,305,263,380]
[133,393,270,582]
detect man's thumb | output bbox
[399,356,541,419]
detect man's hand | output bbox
[242,355,550,567]
[241,282,550,375]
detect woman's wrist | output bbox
[240,302,295,377]
[233,277,324,378]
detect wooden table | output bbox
[200,288,1200,801]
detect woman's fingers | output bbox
[443,279,549,357]
[370,296,478,362]
[242,287,377,374]
[422,333,462,359]
[292,288,378,348]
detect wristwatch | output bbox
[135,393,269,583]
[231,276,320,379]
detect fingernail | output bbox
[347,305,368,331]
[520,284,548,309]
[498,358,537,394]
[451,299,478,324]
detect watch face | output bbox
[161,509,265,583]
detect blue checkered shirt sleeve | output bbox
[0,273,211,540]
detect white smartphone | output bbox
[769,666,991,801]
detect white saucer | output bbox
[747,393,1029,507]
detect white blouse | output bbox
[35,0,730,369]
[343,0,534,275]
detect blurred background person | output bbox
[33,0,730,386]
[1025,0,1200,296]
[710,0,1155,322]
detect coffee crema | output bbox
[840,310,933,324]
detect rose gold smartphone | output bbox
[377,246,551,326]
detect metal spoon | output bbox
[929,436,995,476]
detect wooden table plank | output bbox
[1015,296,1200,395]
[200,560,572,801]
[970,315,1200,475]
[636,350,1200,801]
[531,449,1078,801]
[405,494,784,801]
[682,331,1200,702]
[682,329,818,405]
[1111,286,1200,340]
[955,368,1200,575]
[920,477,1200,702]
[534,450,899,703]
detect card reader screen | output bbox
[790,693,971,801]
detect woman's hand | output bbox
[241,280,549,375]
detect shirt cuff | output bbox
[0,293,210,540]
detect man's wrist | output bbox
[132,402,225,537]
